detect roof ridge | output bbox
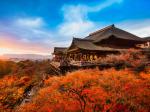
[54,47,67,49]
[73,37,93,41]
[144,36,150,38]
[89,24,115,36]
[143,36,150,41]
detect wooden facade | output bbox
[136,37,150,48]
[67,38,120,61]
[53,47,67,61]
[53,25,149,61]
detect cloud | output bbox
[0,33,51,55]
[16,17,44,28]
[0,17,55,54]
[59,0,150,40]
[88,0,123,12]
[0,17,54,42]
[1,0,150,55]
[0,0,126,55]
[58,20,95,38]
[133,26,150,37]
[58,0,123,38]
[117,19,150,37]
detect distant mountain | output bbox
[1,54,52,61]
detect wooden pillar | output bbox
[80,53,82,61]
[87,54,89,61]
[77,53,80,61]
[72,53,74,60]
[69,53,72,60]
[80,53,83,61]
[84,54,87,61]
[74,54,76,60]
[75,54,77,61]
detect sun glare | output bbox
[0,48,16,55]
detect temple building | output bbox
[52,47,67,61]
[53,25,149,61]
[138,37,150,48]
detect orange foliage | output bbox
[0,75,31,110]
[19,69,150,112]
[98,49,148,69]
[0,52,149,112]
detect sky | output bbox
[0,0,150,55]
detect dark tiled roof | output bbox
[53,47,67,54]
[67,38,119,51]
[143,37,150,41]
[85,25,143,42]
[54,25,147,53]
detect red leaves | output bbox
[0,75,32,110]
[18,69,149,112]
[0,68,150,112]
[112,104,129,112]
[124,83,131,91]
[17,76,31,86]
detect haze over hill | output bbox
[0,54,52,61]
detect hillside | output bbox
[0,68,150,112]
[1,54,52,61]
[0,50,149,112]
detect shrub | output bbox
[18,69,150,112]
[97,49,148,72]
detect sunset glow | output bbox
[0,48,15,55]
[0,1,150,112]
[0,0,150,55]
[0,34,51,55]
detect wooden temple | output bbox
[53,25,150,61]
[52,47,67,61]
